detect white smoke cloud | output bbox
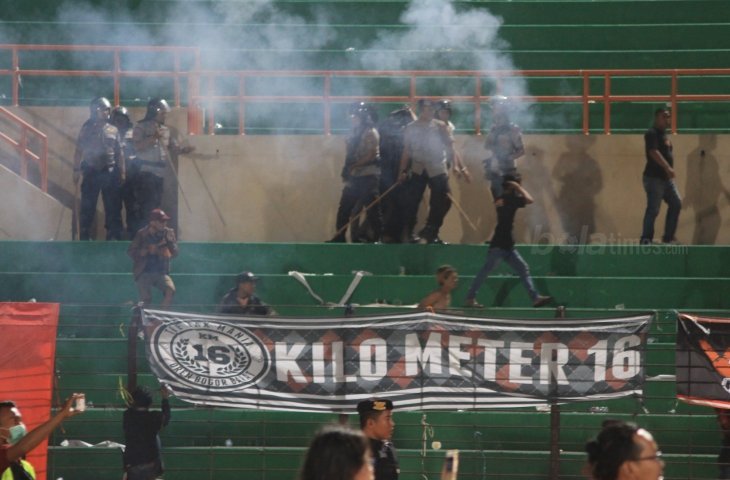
[2,0,535,129]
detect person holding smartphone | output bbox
[357,399,399,480]
[0,394,85,479]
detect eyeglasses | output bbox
[634,451,663,462]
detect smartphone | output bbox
[443,450,459,480]
[74,394,86,412]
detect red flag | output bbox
[0,302,60,480]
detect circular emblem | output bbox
[151,319,270,392]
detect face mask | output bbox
[7,424,27,444]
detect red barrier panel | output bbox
[0,302,60,480]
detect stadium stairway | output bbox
[0,241,727,479]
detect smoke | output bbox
[0,0,540,240]
[358,0,532,128]
[0,0,535,130]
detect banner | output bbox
[676,313,730,408]
[0,302,60,480]
[142,309,651,412]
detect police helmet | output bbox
[489,95,510,109]
[110,106,132,130]
[145,98,171,119]
[349,102,378,124]
[416,98,435,112]
[436,99,452,114]
[89,97,112,117]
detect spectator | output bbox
[123,386,171,480]
[584,420,665,480]
[418,265,459,312]
[127,209,178,308]
[300,425,373,480]
[398,99,455,245]
[357,399,399,480]
[73,96,124,240]
[640,108,681,244]
[463,174,551,308]
[218,271,273,316]
[1,394,85,478]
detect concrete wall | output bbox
[3,107,730,244]
[176,132,730,245]
[0,163,71,240]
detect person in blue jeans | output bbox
[464,174,551,308]
[640,108,682,244]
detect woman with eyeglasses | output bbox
[584,420,665,480]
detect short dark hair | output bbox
[585,420,645,480]
[359,408,386,429]
[502,173,522,186]
[654,108,670,118]
[300,425,370,480]
[131,386,153,408]
[436,265,456,285]
[0,401,16,411]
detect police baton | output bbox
[446,192,477,232]
[163,152,193,214]
[334,182,399,238]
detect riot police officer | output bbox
[357,399,399,480]
[111,106,142,237]
[329,102,382,243]
[73,97,124,240]
[435,100,471,182]
[378,105,416,243]
[483,95,524,200]
[398,98,455,244]
[132,98,194,228]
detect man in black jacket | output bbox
[123,386,171,480]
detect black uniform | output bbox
[369,438,400,480]
[76,119,124,240]
[332,126,382,242]
[118,126,146,236]
[378,110,412,242]
[123,399,171,480]
[218,289,271,316]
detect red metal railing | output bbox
[0,44,200,109]
[0,106,48,191]
[191,68,730,135]
[1,44,730,136]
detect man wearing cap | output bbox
[127,209,178,307]
[357,399,399,480]
[218,272,272,316]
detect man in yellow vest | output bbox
[0,394,85,479]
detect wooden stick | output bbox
[334,182,399,238]
[447,192,478,232]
